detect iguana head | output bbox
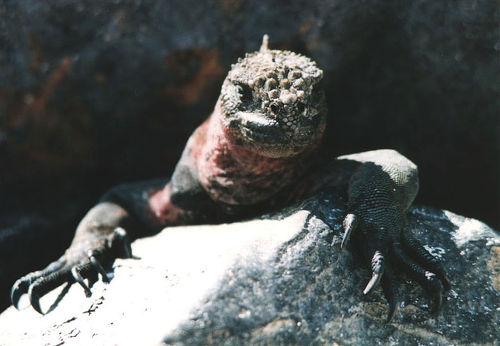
[219,35,327,158]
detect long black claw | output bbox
[88,252,110,283]
[364,251,384,294]
[401,230,451,291]
[430,291,443,314]
[386,302,397,323]
[393,246,445,313]
[28,285,43,315]
[427,272,444,314]
[341,213,358,249]
[364,273,382,295]
[71,267,92,297]
[10,278,29,309]
[384,293,397,323]
[442,275,451,292]
[381,268,398,323]
[10,261,66,309]
[113,227,132,258]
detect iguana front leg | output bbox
[10,178,185,314]
[10,202,134,314]
[339,149,450,322]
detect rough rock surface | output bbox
[0,0,498,229]
[0,193,498,345]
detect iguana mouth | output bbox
[230,111,322,152]
[234,111,287,144]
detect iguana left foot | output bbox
[342,210,451,322]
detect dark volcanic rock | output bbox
[0,194,498,345]
[0,0,498,229]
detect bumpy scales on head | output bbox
[220,35,327,158]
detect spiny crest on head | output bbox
[229,35,322,84]
[260,34,269,53]
[222,35,324,126]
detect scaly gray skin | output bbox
[11,36,449,322]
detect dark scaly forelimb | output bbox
[11,202,135,313]
[338,150,450,322]
[10,177,192,314]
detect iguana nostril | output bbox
[270,102,280,115]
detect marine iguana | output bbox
[11,36,450,322]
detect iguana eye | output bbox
[237,83,253,103]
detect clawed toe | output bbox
[88,251,110,283]
[71,267,92,297]
[28,284,43,315]
[10,260,66,309]
[401,230,451,292]
[380,267,398,323]
[10,222,134,314]
[10,277,29,309]
[392,245,446,313]
[347,214,449,321]
[363,251,384,294]
[10,229,132,314]
[111,227,132,258]
[361,249,399,322]
[26,269,71,314]
[341,213,358,249]
[13,262,96,314]
[425,272,444,314]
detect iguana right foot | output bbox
[11,226,132,314]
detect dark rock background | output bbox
[0,0,498,311]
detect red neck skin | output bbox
[196,99,318,205]
[149,99,322,225]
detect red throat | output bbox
[194,101,315,205]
